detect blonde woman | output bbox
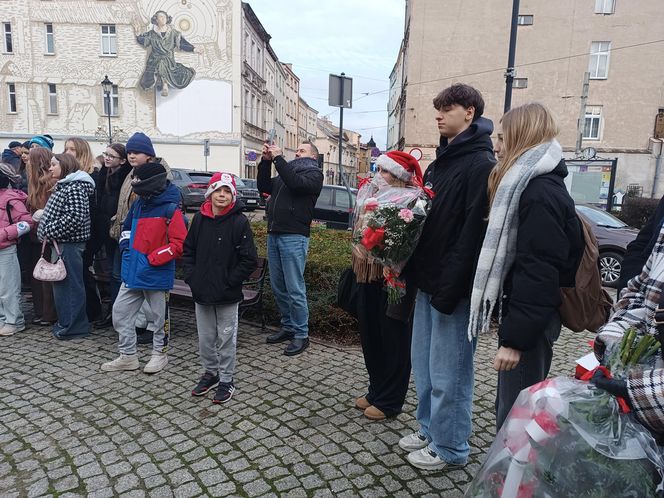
[64,137,97,174]
[468,102,584,429]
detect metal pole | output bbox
[503,0,520,113]
[336,73,353,228]
[575,72,590,155]
[106,92,112,144]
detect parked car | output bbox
[575,204,639,287]
[313,185,357,229]
[241,178,266,208]
[170,169,261,211]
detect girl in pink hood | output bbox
[0,167,34,336]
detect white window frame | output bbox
[588,41,611,79]
[3,22,12,54]
[47,83,58,114]
[7,82,16,113]
[100,24,117,56]
[102,84,119,116]
[517,15,534,25]
[583,106,602,140]
[595,0,615,14]
[513,78,528,88]
[44,23,55,55]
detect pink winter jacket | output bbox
[0,189,34,249]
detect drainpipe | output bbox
[652,139,664,198]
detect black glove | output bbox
[590,369,630,401]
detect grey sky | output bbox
[246,0,405,149]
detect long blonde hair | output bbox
[65,137,96,174]
[488,102,559,207]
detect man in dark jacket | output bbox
[399,84,496,471]
[257,141,323,356]
[2,141,26,192]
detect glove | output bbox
[590,369,630,401]
[32,209,44,222]
[15,221,30,237]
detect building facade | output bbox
[316,117,362,187]
[389,0,664,196]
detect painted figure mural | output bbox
[134,10,203,96]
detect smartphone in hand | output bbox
[267,128,276,145]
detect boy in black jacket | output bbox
[182,173,258,404]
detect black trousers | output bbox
[83,241,102,322]
[356,281,412,417]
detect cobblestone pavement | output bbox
[0,302,592,497]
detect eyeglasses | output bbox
[102,152,121,160]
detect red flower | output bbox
[533,410,560,437]
[361,227,385,250]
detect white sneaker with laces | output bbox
[101,354,140,372]
[0,324,25,336]
[143,353,168,374]
[407,446,454,471]
[398,431,430,451]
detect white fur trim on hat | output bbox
[205,172,237,200]
[376,154,413,182]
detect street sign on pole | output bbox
[329,74,353,109]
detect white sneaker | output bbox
[101,354,140,372]
[143,353,168,374]
[407,446,455,471]
[0,324,25,336]
[398,431,430,451]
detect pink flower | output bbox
[364,198,379,211]
[398,208,414,223]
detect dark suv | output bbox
[313,185,357,229]
[170,169,261,211]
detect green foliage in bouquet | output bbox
[606,327,661,377]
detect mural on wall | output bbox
[133,10,203,96]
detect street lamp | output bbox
[101,75,113,145]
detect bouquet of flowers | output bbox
[352,175,430,303]
[466,377,664,498]
[604,328,662,377]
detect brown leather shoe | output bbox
[355,396,370,411]
[364,405,386,420]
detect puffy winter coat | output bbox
[120,183,186,291]
[0,188,33,249]
[37,171,95,243]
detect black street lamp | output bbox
[101,75,113,145]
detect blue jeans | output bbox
[267,233,310,339]
[411,291,476,465]
[52,242,90,339]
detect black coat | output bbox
[499,160,584,351]
[257,156,323,237]
[91,164,132,245]
[181,203,258,305]
[618,195,664,290]
[408,117,497,314]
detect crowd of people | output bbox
[2,82,664,477]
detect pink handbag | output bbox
[33,240,67,282]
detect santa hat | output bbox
[375,151,424,185]
[205,172,237,201]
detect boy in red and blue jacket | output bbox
[101,162,186,374]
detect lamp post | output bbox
[101,75,113,145]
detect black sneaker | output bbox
[212,381,235,404]
[191,372,220,396]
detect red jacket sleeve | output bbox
[147,209,187,266]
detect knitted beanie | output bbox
[205,172,237,202]
[29,135,54,150]
[126,132,156,157]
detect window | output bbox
[44,23,54,54]
[513,78,528,88]
[583,106,602,140]
[3,22,12,53]
[517,15,534,25]
[100,24,117,56]
[7,82,15,113]
[47,83,57,114]
[589,41,611,79]
[103,84,119,116]
[595,0,615,14]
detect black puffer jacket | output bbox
[93,164,132,242]
[257,156,323,237]
[409,117,497,314]
[499,160,584,351]
[181,202,258,305]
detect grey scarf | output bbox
[468,139,563,341]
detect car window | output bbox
[188,173,214,183]
[335,189,354,209]
[242,179,256,188]
[576,205,627,228]
[316,187,334,207]
[171,171,181,180]
[232,175,247,188]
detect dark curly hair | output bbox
[151,10,173,26]
[433,83,485,121]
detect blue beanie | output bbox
[30,135,54,150]
[126,132,155,157]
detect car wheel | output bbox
[599,251,622,287]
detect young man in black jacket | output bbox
[257,141,323,356]
[398,84,497,470]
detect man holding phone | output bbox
[257,140,323,356]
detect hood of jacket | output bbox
[200,198,245,219]
[141,181,181,207]
[436,116,495,161]
[0,187,28,204]
[1,149,19,163]
[58,170,96,187]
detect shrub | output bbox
[613,196,660,229]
